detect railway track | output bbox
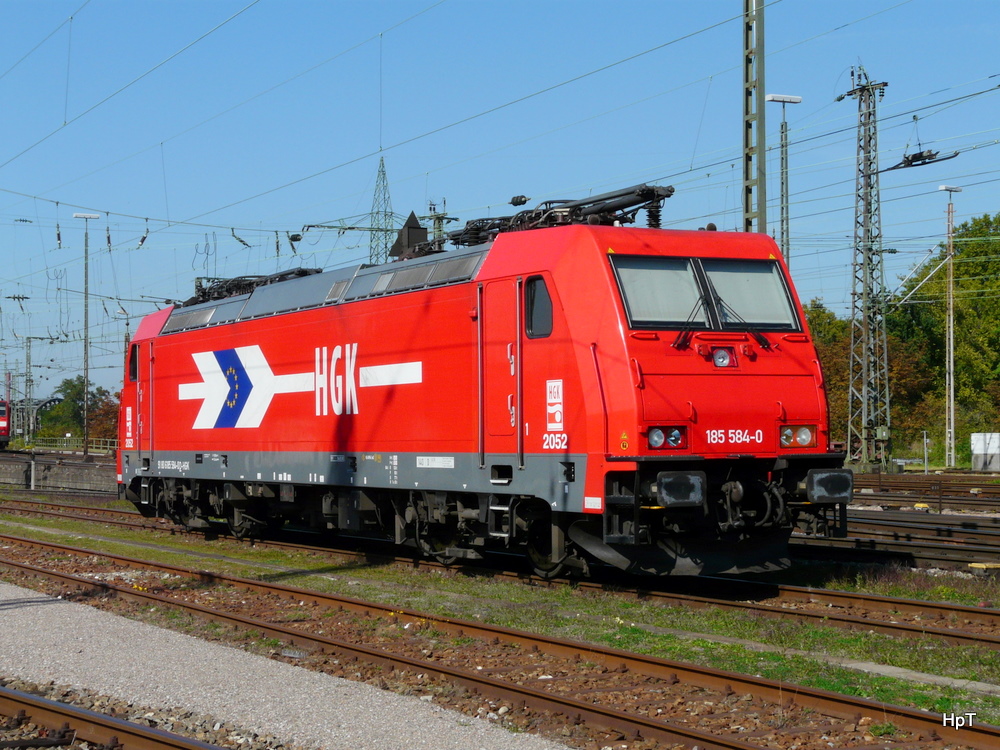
[797,500,1000,568]
[791,534,1000,568]
[8,492,1000,576]
[853,473,1000,512]
[0,498,167,533]
[4,497,1000,649]
[0,533,995,749]
[855,473,1000,494]
[844,509,1000,545]
[627,575,1000,650]
[0,684,224,750]
[7,479,1000,565]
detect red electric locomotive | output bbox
[118,185,851,577]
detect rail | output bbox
[0,684,225,750]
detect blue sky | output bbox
[0,0,997,394]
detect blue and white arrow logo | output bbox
[178,345,313,429]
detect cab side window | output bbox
[128,344,139,382]
[525,276,552,338]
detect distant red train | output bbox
[0,399,9,449]
[118,185,851,577]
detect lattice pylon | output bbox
[369,156,394,265]
[846,67,891,469]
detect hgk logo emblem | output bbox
[179,345,313,429]
[179,343,422,429]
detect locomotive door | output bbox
[481,280,521,463]
[130,340,154,471]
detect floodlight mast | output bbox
[73,212,100,455]
[765,94,802,266]
[939,185,962,469]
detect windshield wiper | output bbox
[671,294,709,349]
[715,297,772,349]
[703,277,772,350]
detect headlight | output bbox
[712,348,733,367]
[648,426,685,449]
[781,425,817,448]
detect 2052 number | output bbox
[543,433,568,450]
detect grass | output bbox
[3,511,1000,724]
[594,621,999,721]
[809,563,1000,607]
[869,722,898,737]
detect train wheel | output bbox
[422,543,458,566]
[524,513,566,579]
[227,508,264,540]
[156,481,204,529]
[411,491,460,564]
[417,526,458,565]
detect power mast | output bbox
[369,156,394,264]
[844,67,891,470]
[419,199,458,247]
[742,0,767,233]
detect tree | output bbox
[805,299,934,455]
[803,298,849,346]
[38,376,119,441]
[889,211,1000,462]
[87,389,120,441]
[805,299,850,444]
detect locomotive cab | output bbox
[552,228,851,574]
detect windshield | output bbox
[702,259,797,329]
[612,256,707,327]
[611,255,798,331]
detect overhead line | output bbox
[183,3,777,222]
[25,0,448,205]
[4,2,988,242]
[0,0,262,173]
[0,0,91,84]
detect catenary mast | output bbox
[845,67,891,471]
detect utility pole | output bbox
[369,157,394,265]
[940,185,962,469]
[839,67,957,471]
[74,213,100,456]
[765,94,802,265]
[22,336,55,444]
[24,345,31,443]
[844,67,891,471]
[419,200,458,246]
[743,0,767,233]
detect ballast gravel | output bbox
[0,581,570,750]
